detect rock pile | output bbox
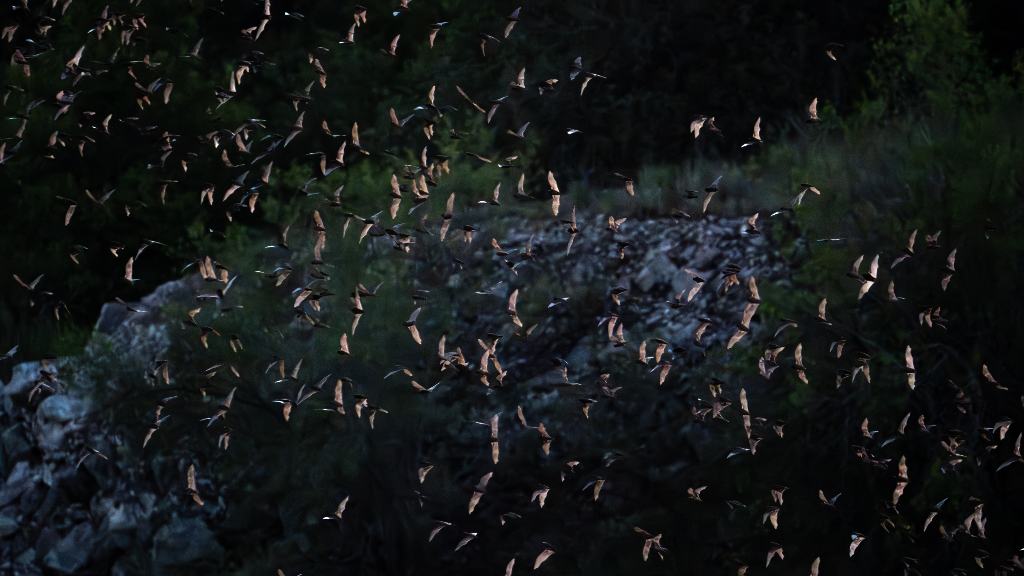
[0,276,223,575]
[0,211,787,573]
[444,211,788,384]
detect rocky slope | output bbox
[0,212,787,574]
[0,277,224,575]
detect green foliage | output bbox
[869,0,989,112]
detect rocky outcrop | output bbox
[445,212,786,385]
[0,211,786,574]
[0,277,215,575]
[152,516,224,569]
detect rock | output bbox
[30,486,59,525]
[634,252,675,293]
[0,512,18,536]
[92,276,199,362]
[463,211,786,389]
[36,395,85,423]
[669,267,692,295]
[102,501,137,532]
[152,517,223,567]
[687,244,721,269]
[0,461,36,507]
[94,494,155,551]
[34,525,59,563]
[94,277,194,335]
[0,210,787,575]
[94,305,131,336]
[43,522,95,574]
[34,395,88,452]
[3,362,43,399]
[14,548,42,575]
[2,424,31,463]
[15,480,45,518]
[110,556,142,576]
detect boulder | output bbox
[0,512,18,537]
[634,251,676,293]
[92,276,200,362]
[94,494,156,551]
[3,362,44,399]
[13,548,42,575]
[2,424,31,463]
[43,522,95,574]
[36,395,85,423]
[34,395,88,452]
[152,517,223,568]
[0,461,36,507]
